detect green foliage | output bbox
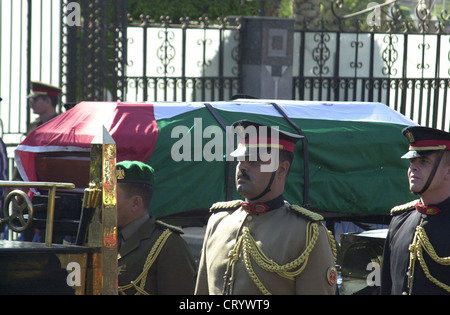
[279,0,292,18]
[127,0,260,22]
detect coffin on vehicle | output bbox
[15,99,417,231]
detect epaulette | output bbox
[156,220,184,234]
[390,199,419,216]
[210,200,243,213]
[289,205,324,222]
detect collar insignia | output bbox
[241,202,270,214]
[415,203,441,216]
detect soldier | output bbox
[27,81,61,135]
[195,120,337,295]
[381,126,450,295]
[116,160,196,295]
[12,82,62,190]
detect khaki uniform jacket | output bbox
[195,201,337,295]
[26,114,58,135]
[118,216,196,295]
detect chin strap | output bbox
[248,171,276,201]
[416,151,445,195]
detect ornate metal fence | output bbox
[61,0,128,103]
[122,16,242,102]
[1,1,449,145]
[293,2,450,131]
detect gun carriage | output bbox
[0,127,117,295]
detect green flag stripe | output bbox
[147,107,412,219]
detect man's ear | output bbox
[131,195,143,211]
[445,164,450,181]
[444,153,450,180]
[277,160,290,179]
[43,96,53,107]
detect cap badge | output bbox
[117,168,125,180]
[405,130,415,143]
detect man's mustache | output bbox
[237,170,250,180]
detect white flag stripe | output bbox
[152,100,418,126]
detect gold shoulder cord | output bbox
[118,229,173,295]
[223,206,337,295]
[407,217,450,294]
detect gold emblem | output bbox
[117,167,125,180]
[405,130,415,143]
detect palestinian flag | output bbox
[15,100,417,218]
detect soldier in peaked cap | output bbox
[116,160,196,295]
[381,126,450,295]
[27,81,61,135]
[12,81,63,182]
[195,120,337,295]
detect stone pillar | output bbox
[240,17,294,100]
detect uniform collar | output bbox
[120,213,150,242]
[118,214,154,259]
[415,196,450,216]
[415,203,441,215]
[241,195,284,215]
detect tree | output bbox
[127,0,260,22]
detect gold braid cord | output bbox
[225,222,320,295]
[118,229,173,295]
[408,223,450,294]
[323,222,338,263]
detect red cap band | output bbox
[33,87,60,97]
[242,137,296,152]
[410,139,450,150]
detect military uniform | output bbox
[381,198,450,295]
[27,113,58,135]
[118,216,196,295]
[116,160,196,295]
[26,81,61,135]
[195,198,337,295]
[195,120,337,295]
[381,126,450,295]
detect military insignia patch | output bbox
[327,266,338,286]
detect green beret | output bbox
[116,160,155,185]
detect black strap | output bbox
[417,150,445,195]
[204,103,235,201]
[270,103,310,208]
[249,171,276,201]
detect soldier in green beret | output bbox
[195,120,337,295]
[116,160,196,295]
